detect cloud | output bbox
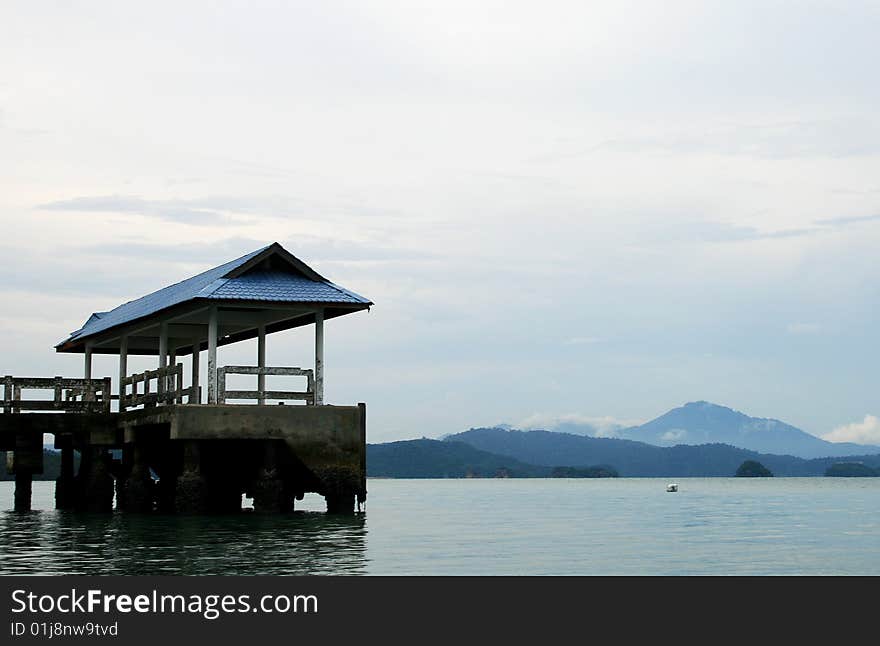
[822,415,880,445]
[38,193,408,227]
[564,336,603,346]
[642,219,818,245]
[516,413,634,438]
[646,212,880,247]
[40,195,243,226]
[593,118,880,159]
[81,235,432,266]
[0,243,166,298]
[660,429,687,442]
[814,214,880,228]
[786,322,821,335]
[79,237,266,263]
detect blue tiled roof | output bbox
[207,271,370,304]
[57,244,371,347]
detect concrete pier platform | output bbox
[1,403,367,514]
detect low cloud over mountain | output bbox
[514,402,880,459]
[822,415,880,446]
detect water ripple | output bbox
[2,478,880,575]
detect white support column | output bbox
[158,323,168,368]
[257,325,266,405]
[158,322,168,399]
[207,306,218,404]
[191,338,200,404]
[84,342,93,379]
[118,336,128,411]
[314,309,324,406]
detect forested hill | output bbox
[367,440,615,478]
[0,450,64,481]
[444,427,880,477]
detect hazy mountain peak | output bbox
[677,401,746,417]
[619,402,880,459]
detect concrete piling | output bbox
[175,441,208,514]
[9,431,43,512]
[78,447,114,512]
[319,466,360,514]
[14,471,32,512]
[123,445,155,512]
[55,440,76,510]
[252,443,286,513]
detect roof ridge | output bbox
[196,277,231,297]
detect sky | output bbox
[1,1,878,444]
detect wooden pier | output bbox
[1,243,371,514]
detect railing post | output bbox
[217,367,226,405]
[144,371,152,408]
[130,375,136,410]
[103,377,111,413]
[158,322,168,401]
[168,351,176,399]
[191,337,200,404]
[3,376,12,414]
[54,376,62,411]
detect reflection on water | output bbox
[3,478,880,575]
[0,508,367,575]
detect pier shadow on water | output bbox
[0,509,367,575]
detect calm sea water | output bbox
[1,478,879,575]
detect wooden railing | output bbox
[2,376,112,414]
[121,363,196,410]
[217,366,315,405]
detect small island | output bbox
[735,460,774,477]
[825,462,879,477]
[551,465,619,478]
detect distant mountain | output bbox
[368,440,547,478]
[615,401,879,459]
[367,440,614,478]
[444,427,880,477]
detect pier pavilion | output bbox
[1,242,372,513]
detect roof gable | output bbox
[224,242,327,282]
